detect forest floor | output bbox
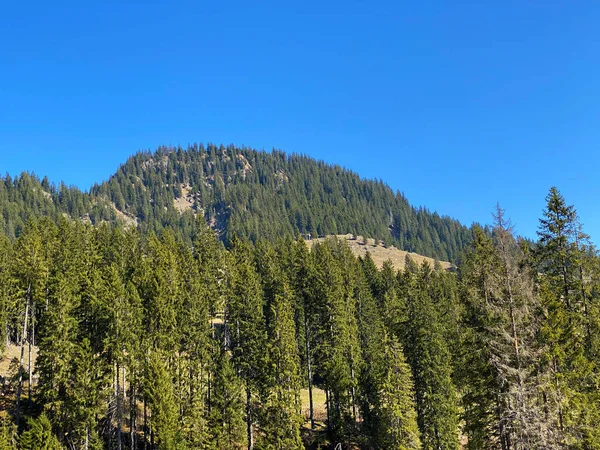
[0,343,37,419]
[306,234,453,271]
[300,387,327,423]
[0,343,37,381]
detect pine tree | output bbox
[145,351,183,450]
[261,284,304,449]
[11,218,53,425]
[254,242,303,449]
[311,240,361,442]
[403,262,459,450]
[491,206,560,449]
[209,344,245,449]
[536,188,600,447]
[0,233,11,356]
[35,219,87,444]
[369,332,422,450]
[285,236,318,430]
[227,237,268,450]
[19,414,62,450]
[356,262,420,450]
[0,418,17,450]
[177,235,212,448]
[460,213,564,450]
[458,227,505,449]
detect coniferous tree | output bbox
[261,283,304,449]
[209,344,245,449]
[311,239,362,442]
[19,414,62,450]
[11,219,52,425]
[0,418,17,450]
[227,237,267,450]
[461,213,563,450]
[285,236,318,430]
[403,262,459,450]
[536,188,600,447]
[36,220,88,445]
[0,233,11,356]
[458,227,504,449]
[356,263,421,450]
[145,351,183,450]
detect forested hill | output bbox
[0,144,474,261]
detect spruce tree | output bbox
[227,237,268,450]
[0,418,17,450]
[19,414,62,450]
[403,262,459,450]
[209,344,245,450]
[311,240,360,442]
[536,188,600,447]
[0,233,11,356]
[145,351,183,450]
[35,219,87,444]
[261,283,304,449]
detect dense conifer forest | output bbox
[0,145,473,262]
[1,149,599,449]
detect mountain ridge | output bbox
[0,144,475,261]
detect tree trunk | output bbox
[325,388,331,433]
[117,361,122,450]
[28,303,34,406]
[15,293,30,427]
[350,364,357,421]
[143,397,147,450]
[246,386,254,450]
[304,319,315,429]
[130,378,136,450]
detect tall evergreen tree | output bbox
[536,188,600,447]
[309,239,363,443]
[403,262,459,450]
[356,263,421,450]
[227,237,267,450]
[19,414,62,450]
[209,344,245,449]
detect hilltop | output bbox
[0,144,474,261]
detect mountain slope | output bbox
[0,144,474,261]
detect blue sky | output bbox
[2,1,600,241]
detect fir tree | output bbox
[209,344,245,449]
[227,237,268,450]
[403,262,459,450]
[19,414,62,450]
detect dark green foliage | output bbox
[0,145,473,261]
[145,352,184,450]
[209,344,245,449]
[356,263,421,450]
[403,263,459,450]
[1,186,599,450]
[535,188,600,448]
[19,414,62,450]
[0,235,11,355]
[311,240,362,442]
[0,418,17,450]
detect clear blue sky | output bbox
[2,1,599,241]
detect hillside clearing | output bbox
[306,234,453,271]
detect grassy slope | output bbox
[306,234,453,271]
